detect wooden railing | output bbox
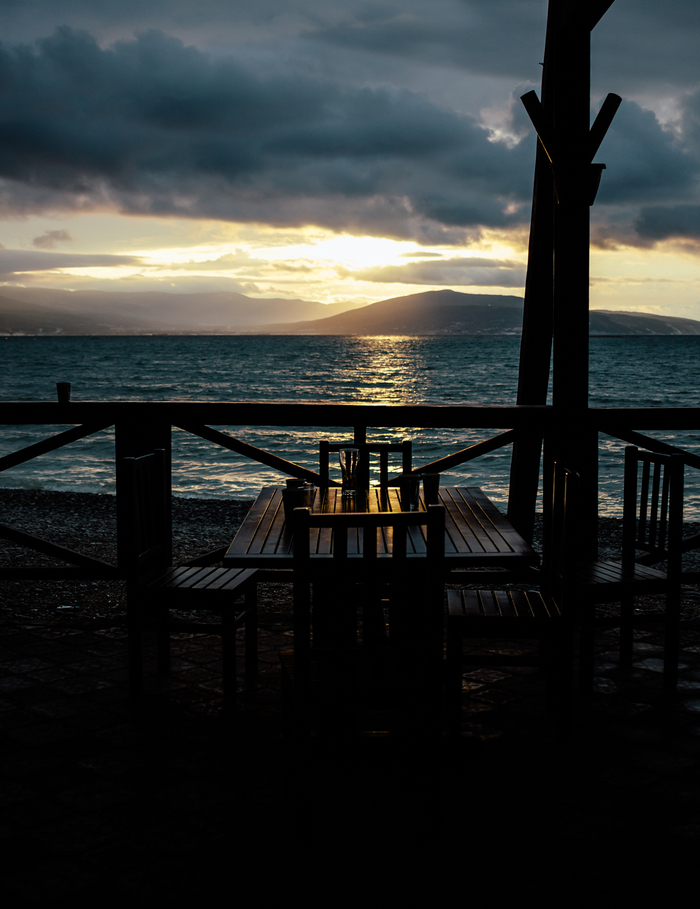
[2,401,700,580]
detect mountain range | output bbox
[0,287,360,335]
[2,286,700,336]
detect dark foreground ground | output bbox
[2,490,700,905]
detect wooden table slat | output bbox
[440,487,502,554]
[223,486,537,569]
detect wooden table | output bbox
[223,486,538,571]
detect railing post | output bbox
[507,429,542,543]
[115,420,172,567]
[508,1,557,543]
[353,425,367,446]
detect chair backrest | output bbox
[318,440,412,490]
[541,461,578,601]
[119,450,170,578]
[292,505,444,684]
[622,446,684,572]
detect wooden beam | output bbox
[0,401,557,428]
[409,430,519,476]
[176,422,334,485]
[521,91,555,163]
[589,93,622,160]
[0,522,118,572]
[560,0,617,31]
[509,0,558,541]
[599,426,700,471]
[0,567,120,580]
[0,401,698,432]
[587,0,617,31]
[0,422,112,472]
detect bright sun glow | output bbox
[8,209,700,317]
[256,235,417,267]
[129,235,423,271]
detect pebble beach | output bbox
[0,489,296,626]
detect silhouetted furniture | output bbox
[280,505,445,737]
[446,463,576,740]
[319,440,412,491]
[121,451,258,703]
[224,486,538,575]
[575,446,683,691]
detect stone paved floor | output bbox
[2,611,700,906]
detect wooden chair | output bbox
[575,446,684,691]
[446,462,576,740]
[280,505,445,737]
[318,440,412,491]
[120,451,258,704]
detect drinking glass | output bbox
[422,473,440,504]
[399,474,420,511]
[339,448,360,496]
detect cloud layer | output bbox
[0,3,698,252]
[0,248,141,279]
[0,27,538,242]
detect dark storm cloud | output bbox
[596,89,700,245]
[635,205,700,242]
[0,4,698,248]
[1,1,695,94]
[591,0,700,93]
[306,0,548,80]
[0,27,535,240]
[0,248,141,277]
[33,228,73,248]
[348,256,525,287]
[594,101,696,205]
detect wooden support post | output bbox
[550,2,597,557]
[512,0,618,558]
[508,3,557,541]
[115,420,173,567]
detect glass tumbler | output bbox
[339,448,360,497]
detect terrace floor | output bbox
[2,603,700,906]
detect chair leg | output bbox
[619,591,635,667]
[664,588,681,691]
[127,590,144,697]
[445,617,463,738]
[548,622,573,743]
[578,605,595,693]
[156,601,171,675]
[222,608,237,709]
[244,585,258,683]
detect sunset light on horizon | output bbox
[1,3,700,317]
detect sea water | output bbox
[2,334,700,517]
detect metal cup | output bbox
[339,448,360,497]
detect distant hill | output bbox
[0,287,363,335]
[3,286,700,336]
[260,289,700,336]
[589,310,700,335]
[263,290,525,334]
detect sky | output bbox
[1,1,700,317]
